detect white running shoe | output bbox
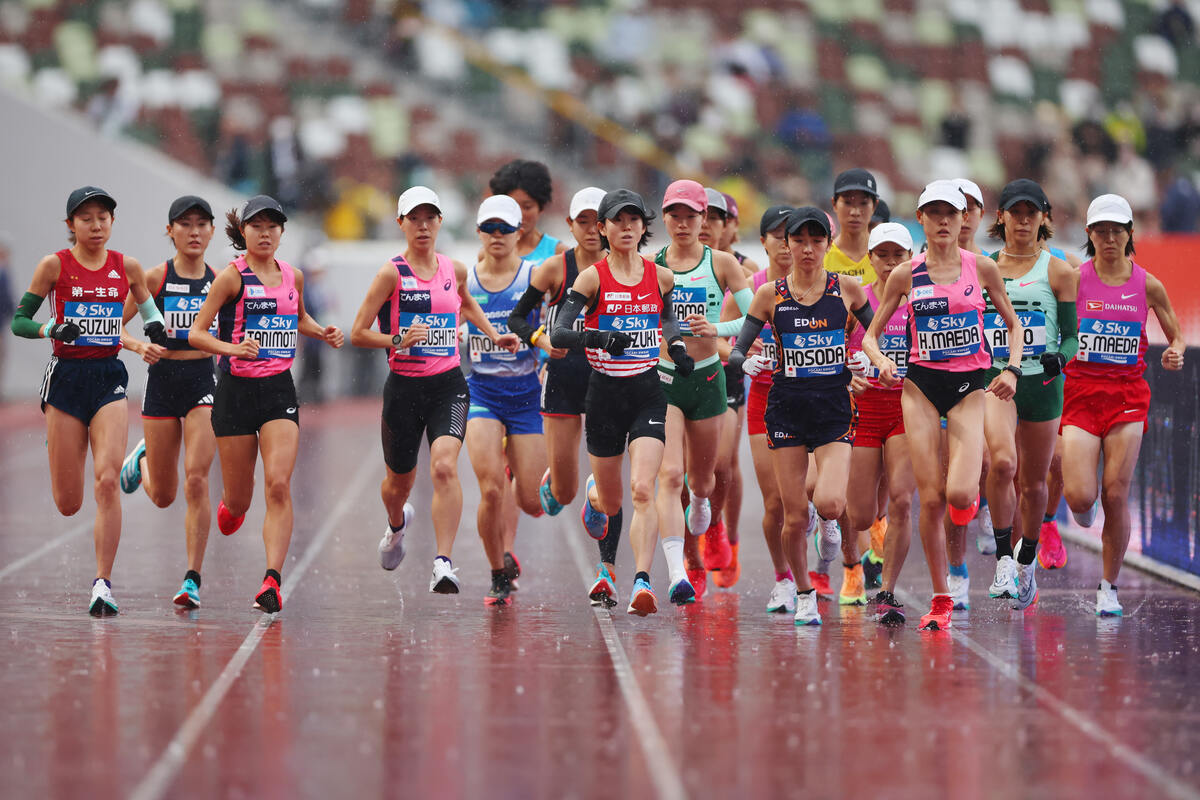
[988,555,1017,599]
[1013,561,1038,610]
[805,501,818,539]
[974,504,996,554]
[429,558,460,594]
[1072,501,1099,528]
[948,571,970,610]
[767,578,797,613]
[1096,582,1123,617]
[687,492,711,536]
[793,590,821,626]
[816,516,841,565]
[89,580,118,617]
[379,503,414,571]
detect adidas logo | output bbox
[198,394,213,405]
[114,386,125,394]
[108,269,120,279]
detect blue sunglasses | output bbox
[479,221,519,235]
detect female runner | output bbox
[488,159,566,263]
[189,195,344,613]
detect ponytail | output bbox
[225,209,245,251]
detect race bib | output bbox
[780,330,845,378]
[863,333,909,379]
[672,285,706,335]
[914,312,981,361]
[984,311,1046,360]
[63,301,121,347]
[163,295,215,340]
[1077,318,1141,365]
[246,313,298,359]
[469,330,527,362]
[597,313,660,361]
[396,312,458,358]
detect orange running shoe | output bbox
[869,515,888,555]
[838,563,867,605]
[808,570,833,599]
[712,543,740,588]
[919,594,954,631]
[702,520,733,570]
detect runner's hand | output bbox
[741,354,770,377]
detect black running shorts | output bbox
[905,363,987,418]
[584,369,666,458]
[382,367,469,474]
[211,370,299,437]
[143,358,215,419]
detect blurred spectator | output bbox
[266,116,304,211]
[0,233,14,400]
[1160,171,1200,233]
[1156,1,1195,50]
[297,247,331,404]
[1109,138,1159,228]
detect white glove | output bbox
[742,353,771,377]
[847,350,871,377]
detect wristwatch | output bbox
[391,334,403,346]
[1003,364,1023,379]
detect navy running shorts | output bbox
[40,356,128,424]
[142,358,215,419]
[764,384,857,451]
[541,353,590,417]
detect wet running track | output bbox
[1,399,1198,800]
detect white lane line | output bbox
[0,520,91,584]
[563,531,688,800]
[129,457,376,800]
[895,589,1200,800]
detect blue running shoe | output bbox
[628,577,657,616]
[581,474,608,540]
[120,438,146,494]
[539,468,564,516]
[173,578,201,609]
[669,577,696,605]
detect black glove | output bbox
[1039,350,1066,378]
[668,341,694,377]
[144,320,168,347]
[45,321,81,343]
[583,330,631,357]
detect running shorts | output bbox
[764,384,857,451]
[658,357,726,421]
[40,356,127,423]
[468,372,543,436]
[853,387,904,448]
[584,369,666,458]
[211,370,299,437]
[984,367,1063,423]
[724,362,746,410]
[1062,374,1150,437]
[143,358,215,419]
[746,380,769,437]
[541,353,590,417]
[905,363,987,418]
[382,367,469,473]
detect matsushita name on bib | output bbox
[396,312,457,357]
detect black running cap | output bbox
[833,168,879,199]
[240,195,287,223]
[871,198,891,224]
[759,205,794,236]
[998,179,1050,212]
[168,195,214,223]
[786,206,832,238]
[598,189,655,222]
[66,186,116,217]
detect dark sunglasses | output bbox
[479,221,519,235]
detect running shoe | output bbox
[503,551,521,592]
[173,577,201,609]
[919,594,953,631]
[948,571,970,610]
[119,438,145,494]
[217,501,245,536]
[1072,500,1098,528]
[805,501,818,539]
[669,577,697,605]
[1013,561,1038,611]
[429,557,460,594]
[628,578,658,616]
[1037,520,1068,569]
[875,591,905,625]
[580,475,608,540]
[816,516,841,565]
[378,503,414,571]
[538,468,563,516]
[89,579,118,617]
[485,572,512,606]
[861,549,884,590]
[793,591,821,626]
[988,555,1017,599]
[686,493,711,536]
[767,577,797,613]
[948,495,980,527]
[589,564,618,608]
[253,576,282,613]
[869,515,888,555]
[974,503,996,554]
[711,543,740,588]
[1096,582,1122,617]
[686,566,707,600]
[808,570,833,600]
[701,520,733,570]
[839,563,867,606]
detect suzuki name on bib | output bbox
[247,314,298,358]
[397,312,457,357]
[984,311,1046,359]
[599,314,659,360]
[673,286,706,335]
[65,301,121,346]
[164,296,215,339]
[1078,318,1140,364]
[915,312,981,361]
[780,331,845,377]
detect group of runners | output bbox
[12,160,1186,629]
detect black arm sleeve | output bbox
[852,302,874,330]
[726,314,766,373]
[660,287,682,345]
[549,289,590,349]
[507,284,544,346]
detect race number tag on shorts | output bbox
[984,311,1046,359]
[672,285,706,335]
[396,312,457,358]
[864,333,909,379]
[1077,318,1141,365]
[598,313,660,361]
[163,296,216,340]
[915,312,982,361]
[779,330,845,378]
[63,301,121,346]
[246,313,298,359]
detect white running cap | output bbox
[569,187,606,219]
[917,179,967,211]
[953,178,984,208]
[868,222,914,252]
[1086,193,1133,226]
[397,186,442,217]
[477,194,522,228]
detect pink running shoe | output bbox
[1037,520,1068,569]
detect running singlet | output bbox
[771,272,850,392]
[825,243,877,286]
[544,250,587,350]
[523,233,560,265]
[49,248,127,359]
[655,245,723,336]
[750,268,777,387]
[848,283,909,389]
[378,253,461,377]
[217,256,299,377]
[156,258,217,351]
[1065,259,1148,379]
[983,251,1056,375]
[467,259,538,378]
[907,250,990,372]
[584,257,662,377]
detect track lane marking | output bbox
[0,520,91,584]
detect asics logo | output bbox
[286,407,297,414]
[958,382,970,393]
[964,286,974,296]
